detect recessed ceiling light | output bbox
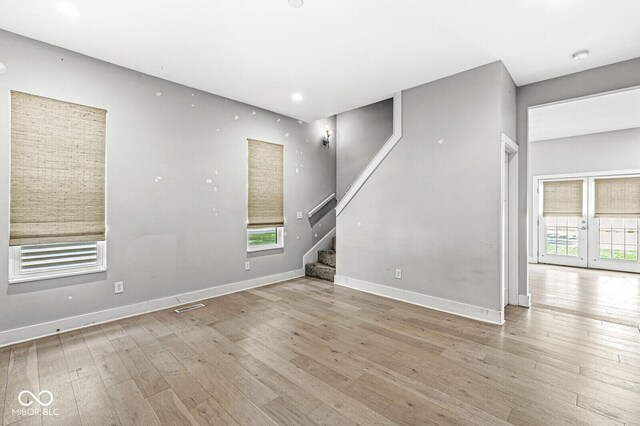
[288,0,304,8]
[56,2,80,17]
[571,49,590,60]
[292,92,304,102]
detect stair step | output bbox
[305,262,335,282]
[318,249,336,268]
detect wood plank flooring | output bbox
[1,264,639,425]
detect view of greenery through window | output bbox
[545,216,639,261]
[546,216,579,257]
[599,217,638,261]
[248,228,278,247]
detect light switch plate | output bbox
[395,269,402,279]
[245,261,251,271]
[297,211,303,219]
[114,281,124,294]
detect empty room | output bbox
[1,1,639,425]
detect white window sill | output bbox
[247,244,284,253]
[9,266,107,284]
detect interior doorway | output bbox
[501,134,519,312]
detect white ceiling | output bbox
[1,0,639,121]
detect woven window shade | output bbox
[10,91,106,246]
[595,176,640,217]
[247,139,284,228]
[543,180,583,217]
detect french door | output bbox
[538,174,640,273]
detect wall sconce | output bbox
[322,126,331,148]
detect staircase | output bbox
[305,237,336,281]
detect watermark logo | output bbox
[18,390,54,407]
[12,389,59,417]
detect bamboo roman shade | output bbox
[594,176,640,217]
[10,91,106,246]
[247,139,284,228]
[543,180,583,217]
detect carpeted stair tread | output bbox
[318,249,336,268]
[305,262,335,282]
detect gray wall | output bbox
[527,128,640,256]
[336,98,393,201]
[0,30,336,333]
[516,57,640,294]
[336,61,515,311]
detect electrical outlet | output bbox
[245,261,251,271]
[297,211,303,219]
[114,281,124,294]
[395,269,402,279]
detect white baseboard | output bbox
[528,256,537,264]
[518,293,532,308]
[0,269,304,348]
[302,227,336,269]
[334,275,504,325]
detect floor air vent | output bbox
[174,303,205,313]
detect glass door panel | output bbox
[540,215,588,267]
[589,215,640,273]
[538,178,588,268]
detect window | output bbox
[247,139,284,252]
[599,218,638,261]
[9,92,106,282]
[247,227,284,252]
[9,242,107,283]
[545,216,579,256]
[595,176,640,262]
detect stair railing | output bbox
[308,193,335,218]
[336,91,403,216]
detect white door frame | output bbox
[500,134,519,317]
[531,168,640,266]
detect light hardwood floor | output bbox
[1,264,639,425]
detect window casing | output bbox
[9,241,107,283]
[247,227,284,252]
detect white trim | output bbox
[518,293,531,308]
[500,133,519,310]
[246,227,284,252]
[9,241,107,284]
[334,275,503,325]
[528,256,537,264]
[308,193,335,218]
[533,168,640,181]
[302,227,336,269]
[336,92,403,216]
[0,268,304,348]
[502,133,519,154]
